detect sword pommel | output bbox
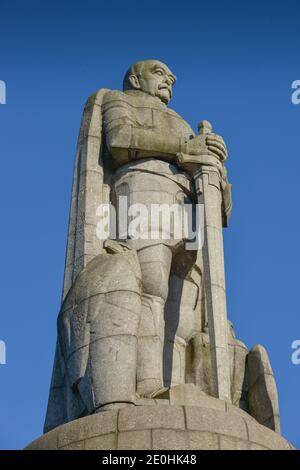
[198,120,212,135]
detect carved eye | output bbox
[154,69,164,76]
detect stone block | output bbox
[26,402,294,451]
[168,384,226,411]
[188,431,219,450]
[118,430,151,450]
[219,435,249,450]
[250,443,268,450]
[85,433,116,450]
[60,440,85,450]
[57,410,118,447]
[185,406,248,440]
[118,405,185,431]
[36,429,59,450]
[246,418,290,450]
[152,430,189,450]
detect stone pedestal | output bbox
[26,393,293,450]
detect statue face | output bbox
[129,60,176,104]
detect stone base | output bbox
[26,393,294,450]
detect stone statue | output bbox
[44,60,280,436]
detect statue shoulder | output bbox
[102,89,132,106]
[82,89,131,114]
[84,88,111,109]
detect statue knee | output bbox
[140,262,169,301]
[137,245,172,302]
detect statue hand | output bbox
[205,133,227,162]
[178,123,228,174]
[187,133,227,162]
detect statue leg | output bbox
[164,274,201,388]
[135,243,173,398]
[87,289,141,411]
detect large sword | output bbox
[177,120,231,402]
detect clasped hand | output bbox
[188,132,227,162]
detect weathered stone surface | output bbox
[250,443,268,450]
[25,429,58,451]
[248,345,280,433]
[152,430,189,450]
[60,440,85,450]
[219,435,249,450]
[118,405,185,431]
[85,433,116,450]
[185,406,248,440]
[168,383,226,411]
[245,417,291,450]
[188,431,219,450]
[34,429,58,450]
[118,431,151,450]
[27,403,294,451]
[226,403,256,423]
[57,409,118,448]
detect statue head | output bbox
[123,60,176,104]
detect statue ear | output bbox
[128,74,141,90]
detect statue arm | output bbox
[105,122,189,165]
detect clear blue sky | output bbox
[0,0,299,449]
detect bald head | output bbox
[123,60,176,104]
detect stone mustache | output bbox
[44,60,280,434]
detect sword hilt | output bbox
[197,120,212,135]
